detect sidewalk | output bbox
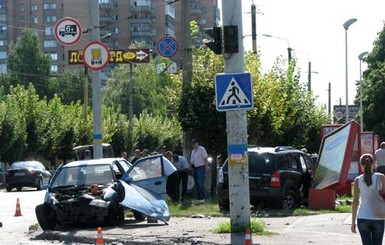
[30,213,362,245]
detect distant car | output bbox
[217,146,315,210]
[35,156,170,230]
[5,161,51,192]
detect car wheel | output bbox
[133,210,146,221]
[282,189,298,210]
[6,186,12,192]
[219,201,230,211]
[105,206,125,226]
[187,175,195,193]
[36,177,43,191]
[35,204,56,231]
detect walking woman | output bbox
[351,153,385,245]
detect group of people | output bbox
[351,142,385,245]
[122,138,209,204]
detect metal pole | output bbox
[182,0,192,157]
[84,66,88,120]
[308,61,311,91]
[345,28,349,123]
[129,63,134,151]
[343,18,357,123]
[359,61,363,131]
[328,82,331,116]
[358,51,368,131]
[90,0,103,158]
[222,1,250,243]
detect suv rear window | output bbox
[249,152,276,175]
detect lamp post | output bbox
[262,34,292,62]
[358,51,368,131]
[343,18,357,123]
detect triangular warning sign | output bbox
[219,77,251,106]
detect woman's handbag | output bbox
[372,174,385,218]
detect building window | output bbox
[32,17,38,24]
[49,53,58,60]
[0,64,6,73]
[31,4,38,12]
[44,3,57,10]
[45,27,55,36]
[44,16,57,23]
[50,65,58,72]
[0,51,6,59]
[44,40,57,48]
[0,40,7,46]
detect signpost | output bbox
[68,49,150,65]
[157,36,178,58]
[54,17,82,46]
[82,41,110,70]
[215,72,253,111]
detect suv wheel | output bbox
[283,189,298,209]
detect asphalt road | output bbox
[0,188,364,245]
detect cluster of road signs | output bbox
[55,18,252,111]
[68,49,150,65]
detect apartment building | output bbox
[1,0,219,78]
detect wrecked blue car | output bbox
[35,156,170,230]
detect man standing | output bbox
[190,139,208,203]
[173,153,190,202]
[375,142,385,174]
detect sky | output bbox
[231,0,385,112]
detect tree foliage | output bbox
[7,29,52,98]
[360,23,385,140]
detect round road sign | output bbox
[82,41,110,70]
[157,36,178,58]
[54,17,82,46]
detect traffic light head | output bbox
[224,25,238,53]
[203,26,222,54]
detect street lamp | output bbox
[358,51,368,131]
[262,34,292,61]
[343,18,357,123]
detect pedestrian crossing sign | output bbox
[215,72,253,111]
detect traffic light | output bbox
[224,25,238,53]
[204,26,222,54]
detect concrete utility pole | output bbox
[182,0,192,157]
[251,3,257,53]
[90,0,103,159]
[222,1,251,243]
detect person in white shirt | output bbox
[375,142,385,174]
[163,152,179,203]
[352,153,385,244]
[190,139,208,203]
[173,153,190,201]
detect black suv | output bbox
[217,146,316,210]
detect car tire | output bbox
[219,201,230,211]
[5,186,12,192]
[35,204,56,231]
[133,210,146,221]
[282,189,298,210]
[105,206,125,226]
[36,177,43,191]
[16,187,22,192]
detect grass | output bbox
[168,197,223,217]
[212,218,274,235]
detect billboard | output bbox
[333,105,360,124]
[312,121,360,189]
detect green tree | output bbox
[7,29,52,98]
[360,24,385,140]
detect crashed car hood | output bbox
[117,180,170,222]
